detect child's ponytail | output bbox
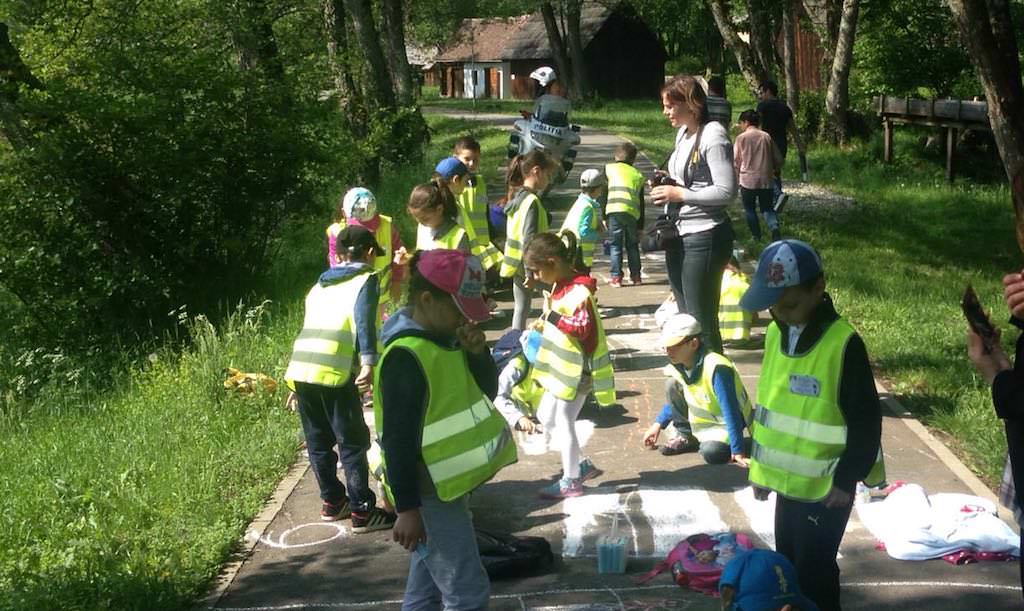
[524,230,583,273]
[409,179,460,222]
[505,155,525,201]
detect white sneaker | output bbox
[773,193,789,213]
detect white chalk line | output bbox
[216,581,1021,610]
[251,522,348,550]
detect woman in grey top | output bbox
[651,75,737,353]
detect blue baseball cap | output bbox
[435,156,469,180]
[719,549,819,611]
[739,240,823,312]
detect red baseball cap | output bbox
[417,250,491,323]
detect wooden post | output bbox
[946,127,957,182]
[883,119,893,163]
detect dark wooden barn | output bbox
[434,3,667,100]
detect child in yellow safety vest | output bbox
[605,142,646,287]
[740,239,885,611]
[374,249,514,609]
[452,137,503,270]
[719,258,754,343]
[408,178,472,253]
[284,226,397,531]
[492,328,545,431]
[523,231,616,499]
[641,313,753,465]
[560,168,606,273]
[327,187,407,306]
[502,150,558,330]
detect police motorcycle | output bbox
[507,66,581,189]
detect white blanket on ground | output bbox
[856,484,1020,561]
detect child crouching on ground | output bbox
[523,231,616,499]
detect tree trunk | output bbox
[0,22,43,151]
[565,0,590,99]
[230,0,286,82]
[782,0,800,113]
[341,0,395,110]
[948,0,1024,252]
[822,0,858,144]
[540,1,575,98]
[321,0,359,113]
[380,0,415,106]
[707,0,770,95]
[747,0,779,80]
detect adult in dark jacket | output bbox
[967,271,1024,598]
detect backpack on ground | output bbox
[636,532,754,595]
[476,528,554,579]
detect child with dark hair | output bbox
[523,231,616,499]
[284,225,397,531]
[501,150,558,330]
[452,137,503,270]
[374,249,515,609]
[409,179,471,253]
[734,109,783,242]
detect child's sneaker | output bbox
[320,498,351,521]
[578,458,603,482]
[539,477,583,499]
[610,277,622,288]
[351,507,397,533]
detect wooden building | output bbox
[434,4,667,100]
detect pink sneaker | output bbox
[610,277,622,288]
[539,477,583,499]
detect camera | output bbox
[648,171,678,188]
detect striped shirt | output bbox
[666,121,737,235]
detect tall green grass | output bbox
[0,114,505,610]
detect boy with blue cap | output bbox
[741,240,883,611]
[719,549,819,610]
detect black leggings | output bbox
[665,221,735,353]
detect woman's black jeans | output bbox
[665,220,735,353]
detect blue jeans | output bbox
[402,493,490,610]
[608,212,641,280]
[664,221,734,353]
[294,381,376,511]
[740,187,779,240]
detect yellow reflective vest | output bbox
[719,268,753,341]
[373,336,517,502]
[285,270,373,388]
[416,221,469,252]
[532,284,616,406]
[507,353,544,415]
[662,351,753,444]
[500,191,548,278]
[604,162,645,220]
[749,319,886,501]
[458,175,502,270]
[560,194,601,268]
[335,215,396,306]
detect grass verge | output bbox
[425,92,1016,489]
[0,113,504,611]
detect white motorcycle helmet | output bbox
[529,66,557,88]
[342,187,377,222]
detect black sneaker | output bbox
[351,507,397,533]
[660,433,700,456]
[321,498,351,521]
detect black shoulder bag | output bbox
[641,126,703,252]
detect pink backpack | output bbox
[636,532,754,596]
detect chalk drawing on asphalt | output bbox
[249,522,348,550]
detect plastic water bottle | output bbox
[855,482,871,505]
